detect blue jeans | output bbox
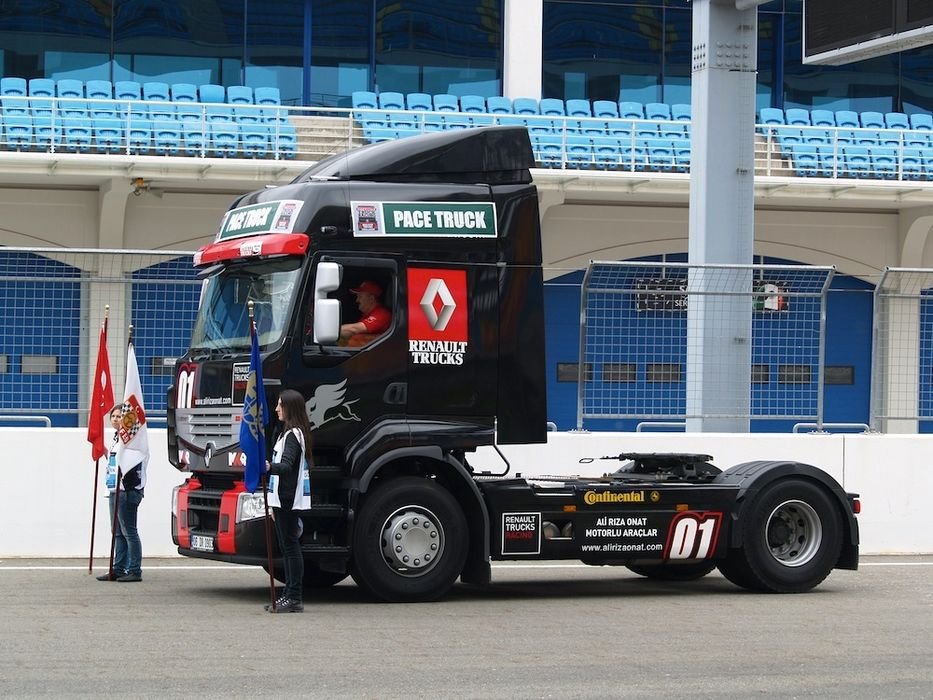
[107,491,128,575]
[273,508,304,601]
[118,488,144,576]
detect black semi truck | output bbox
[167,127,859,602]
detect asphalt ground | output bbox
[0,556,930,699]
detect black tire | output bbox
[718,478,843,593]
[626,560,716,581]
[262,561,349,591]
[351,477,468,602]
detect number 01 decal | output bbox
[664,512,723,560]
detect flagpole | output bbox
[249,301,278,611]
[88,307,111,574]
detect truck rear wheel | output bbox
[351,477,468,602]
[626,560,716,581]
[718,478,842,593]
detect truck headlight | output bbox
[172,484,181,516]
[236,492,267,522]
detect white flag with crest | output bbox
[116,340,149,486]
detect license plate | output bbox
[190,534,214,552]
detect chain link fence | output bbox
[0,247,200,426]
[870,267,933,431]
[577,261,835,429]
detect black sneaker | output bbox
[95,572,118,581]
[264,595,288,612]
[116,572,142,582]
[268,598,303,613]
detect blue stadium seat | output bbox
[210,121,238,156]
[94,118,123,153]
[645,138,675,171]
[659,121,687,139]
[759,107,785,125]
[531,133,563,167]
[673,140,691,171]
[791,143,820,176]
[149,103,175,121]
[254,86,281,105]
[902,148,924,180]
[433,94,458,112]
[618,101,644,119]
[227,85,253,104]
[363,126,395,143]
[1,92,28,115]
[460,95,486,113]
[88,101,117,119]
[606,119,634,138]
[33,115,60,150]
[487,96,513,114]
[513,97,539,115]
[143,82,170,101]
[241,123,269,157]
[153,119,182,155]
[853,129,880,146]
[565,134,593,168]
[885,112,909,129]
[834,110,859,128]
[378,92,405,110]
[903,129,930,148]
[273,123,296,158]
[56,79,83,98]
[775,127,803,156]
[621,142,648,171]
[62,117,92,152]
[182,121,207,155]
[86,80,113,100]
[114,81,141,101]
[817,145,840,177]
[592,136,621,168]
[1,77,27,96]
[206,103,234,122]
[394,127,421,139]
[785,108,810,125]
[645,102,671,120]
[843,146,871,177]
[671,104,691,122]
[234,104,263,124]
[406,92,432,111]
[127,118,152,153]
[921,148,933,177]
[870,146,897,178]
[352,91,378,109]
[860,111,884,129]
[4,113,32,149]
[175,103,203,121]
[593,100,619,119]
[171,83,198,102]
[28,78,55,116]
[909,113,933,131]
[566,99,591,117]
[577,117,607,136]
[635,121,658,139]
[539,98,565,116]
[810,109,835,126]
[199,84,226,103]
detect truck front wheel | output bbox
[351,477,468,602]
[718,478,843,593]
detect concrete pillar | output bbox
[503,0,543,100]
[686,0,759,432]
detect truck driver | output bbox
[339,279,391,347]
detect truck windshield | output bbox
[190,258,301,352]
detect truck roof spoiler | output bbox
[292,126,535,186]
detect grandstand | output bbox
[3,1,933,433]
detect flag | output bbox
[116,340,149,476]
[87,320,114,462]
[240,319,268,493]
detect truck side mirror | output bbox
[313,262,342,344]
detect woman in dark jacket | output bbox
[265,388,313,613]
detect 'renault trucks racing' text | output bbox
[167,127,859,602]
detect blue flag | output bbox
[240,321,268,493]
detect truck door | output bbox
[297,253,408,451]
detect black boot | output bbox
[264,595,288,612]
